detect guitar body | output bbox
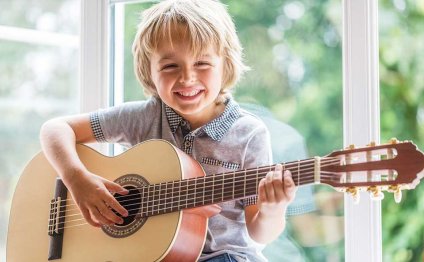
[7,138,424,261]
[7,140,207,262]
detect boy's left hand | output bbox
[257,164,296,217]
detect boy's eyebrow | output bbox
[158,53,214,62]
[158,53,176,62]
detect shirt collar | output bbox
[164,98,241,141]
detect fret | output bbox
[152,184,158,215]
[187,179,196,208]
[170,180,174,213]
[243,170,247,197]
[211,175,223,203]
[202,176,210,205]
[221,174,224,202]
[176,181,182,210]
[141,186,146,217]
[200,177,206,205]
[203,176,214,205]
[222,173,234,202]
[244,169,260,196]
[158,183,162,215]
[232,171,235,200]
[233,173,246,199]
[192,178,198,207]
[164,181,171,213]
[180,180,189,207]
[148,185,153,216]
[255,168,259,195]
[297,160,300,186]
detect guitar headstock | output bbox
[319,139,424,203]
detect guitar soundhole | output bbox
[115,186,141,226]
[102,174,148,238]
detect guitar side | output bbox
[7,140,207,262]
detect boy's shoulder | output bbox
[226,105,269,138]
[107,96,161,112]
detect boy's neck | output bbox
[183,102,226,130]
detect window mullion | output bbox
[80,0,110,154]
[342,0,381,261]
[80,0,110,113]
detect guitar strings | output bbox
[49,159,341,229]
[51,175,337,232]
[49,158,340,220]
[56,157,340,211]
[54,157,339,218]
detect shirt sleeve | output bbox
[89,98,161,147]
[241,124,273,207]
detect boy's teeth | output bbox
[178,90,200,97]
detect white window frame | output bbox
[79,0,382,260]
[342,0,381,261]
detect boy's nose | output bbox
[179,68,196,84]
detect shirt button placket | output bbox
[183,135,194,155]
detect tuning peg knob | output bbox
[367,141,376,147]
[394,189,402,203]
[388,185,402,203]
[390,138,399,144]
[347,187,360,204]
[368,186,384,201]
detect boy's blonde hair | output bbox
[132,0,248,102]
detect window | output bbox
[0,0,80,260]
[111,1,345,260]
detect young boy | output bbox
[40,0,296,261]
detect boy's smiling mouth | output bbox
[177,90,202,97]
[174,88,205,100]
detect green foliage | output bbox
[379,1,424,261]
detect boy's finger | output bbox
[105,180,129,195]
[258,178,267,203]
[274,163,283,173]
[81,207,101,227]
[265,172,276,202]
[283,170,296,200]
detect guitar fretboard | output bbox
[137,158,322,217]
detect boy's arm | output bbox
[244,165,296,244]
[40,114,128,227]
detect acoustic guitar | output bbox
[6,139,424,261]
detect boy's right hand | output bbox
[66,171,129,227]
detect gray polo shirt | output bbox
[90,96,272,262]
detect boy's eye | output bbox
[161,64,178,71]
[195,61,211,67]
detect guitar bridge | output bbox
[48,197,64,236]
[47,178,68,260]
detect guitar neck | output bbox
[140,158,320,217]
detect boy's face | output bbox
[150,36,225,124]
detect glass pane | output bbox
[379,1,424,261]
[117,1,344,261]
[0,1,80,260]
[0,0,79,34]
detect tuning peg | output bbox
[346,187,360,204]
[346,144,355,150]
[389,138,399,144]
[394,190,402,203]
[368,186,384,201]
[388,185,402,203]
[367,141,376,147]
